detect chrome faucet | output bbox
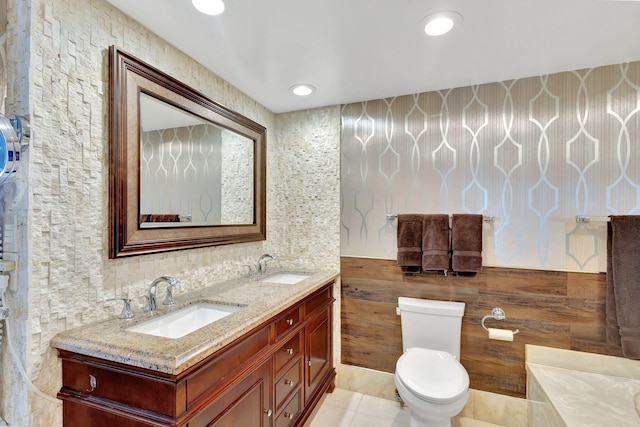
[145,276,178,312]
[257,253,276,275]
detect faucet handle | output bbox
[243,264,255,279]
[163,279,178,306]
[107,298,134,319]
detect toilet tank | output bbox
[397,297,465,359]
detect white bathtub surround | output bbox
[526,344,640,379]
[336,364,528,427]
[526,345,640,427]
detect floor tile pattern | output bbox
[305,388,505,427]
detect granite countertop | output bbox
[51,269,339,375]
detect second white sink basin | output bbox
[126,303,242,339]
[258,272,311,284]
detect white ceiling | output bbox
[105,0,640,114]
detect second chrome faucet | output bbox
[145,276,179,312]
[245,254,276,279]
[257,253,275,275]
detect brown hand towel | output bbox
[422,214,450,272]
[397,214,423,273]
[451,214,483,273]
[606,222,621,346]
[140,214,181,223]
[610,215,640,359]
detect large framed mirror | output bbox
[109,46,266,258]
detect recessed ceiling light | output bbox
[192,0,225,15]
[290,84,316,96]
[421,11,463,36]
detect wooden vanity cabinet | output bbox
[57,281,336,427]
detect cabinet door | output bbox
[189,358,273,427]
[304,307,332,404]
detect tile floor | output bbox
[305,388,505,427]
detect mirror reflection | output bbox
[139,93,254,227]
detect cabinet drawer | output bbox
[275,305,301,340]
[275,359,301,411]
[276,389,302,427]
[275,332,301,374]
[186,325,270,407]
[304,285,332,318]
[61,357,176,417]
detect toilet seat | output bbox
[396,347,469,404]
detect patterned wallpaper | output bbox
[141,124,254,225]
[341,62,640,272]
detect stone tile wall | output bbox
[0,0,341,425]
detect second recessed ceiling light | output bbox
[421,11,463,36]
[192,0,226,16]
[290,84,316,96]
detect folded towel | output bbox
[140,214,181,223]
[397,214,423,273]
[451,214,483,273]
[422,215,450,272]
[606,222,621,346]
[610,215,640,359]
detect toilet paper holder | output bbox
[481,307,520,335]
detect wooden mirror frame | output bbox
[109,46,266,258]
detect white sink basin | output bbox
[258,272,311,284]
[126,303,242,339]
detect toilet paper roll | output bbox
[488,328,514,341]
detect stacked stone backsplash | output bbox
[0,0,341,425]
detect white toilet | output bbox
[394,297,469,427]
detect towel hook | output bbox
[481,307,519,335]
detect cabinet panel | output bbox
[189,358,273,427]
[61,398,171,427]
[305,307,332,404]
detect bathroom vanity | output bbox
[52,271,337,427]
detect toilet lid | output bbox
[396,348,469,403]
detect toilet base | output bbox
[395,373,468,427]
[408,411,453,427]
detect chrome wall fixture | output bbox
[481,307,520,335]
[386,214,496,223]
[575,215,610,223]
[0,114,30,185]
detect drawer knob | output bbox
[285,347,294,355]
[87,374,97,393]
[284,412,294,419]
[307,360,312,367]
[264,409,273,417]
[286,318,294,326]
[284,379,295,387]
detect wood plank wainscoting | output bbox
[341,257,622,398]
